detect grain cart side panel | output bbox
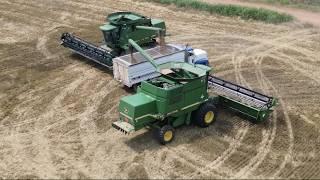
[113,44,186,87]
[112,60,130,86]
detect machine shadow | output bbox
[123,107,271,153]
[124,115,237,153]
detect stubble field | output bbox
[0,0,320,179]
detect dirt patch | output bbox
[0,0,319,179]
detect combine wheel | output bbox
[158,125,175,145]
[193,103,218,128]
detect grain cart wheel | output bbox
[194,103,218,128]
[158,125,175,145]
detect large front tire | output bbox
[193,103,218,128]
[158,125,175,145]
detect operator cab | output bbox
[99,12,166,52]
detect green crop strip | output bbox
[148,0,293,24]
[244,0,320,12]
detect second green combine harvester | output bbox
[60,11,277,144]
[112,40,277,144]
[61,12,166,69]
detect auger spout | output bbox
[128,39,159,70]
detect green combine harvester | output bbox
[60,11,277,144]
[112,40,277,144]
[61,12,165,69]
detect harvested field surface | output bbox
[0,0,319,179]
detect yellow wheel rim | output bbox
[204,111,215,124]
[164,131,173,142]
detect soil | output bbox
[0,0,320,179]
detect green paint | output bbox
[115,57,212,133]
[112,37,278,139]
[219,96,277,122]
[100,12,165,52]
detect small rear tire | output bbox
[193,103,218,128]
[158,125,175,145]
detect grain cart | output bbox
[113,44,208,88]
[61,12,166,69]
[112,40,277,144]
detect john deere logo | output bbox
[124,108,128,113]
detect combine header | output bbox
[61,33,114,68]
[112,40,277,144]
[208,76,276,122]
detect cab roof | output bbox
[107,12,147,25]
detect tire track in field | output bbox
[229,29,312,177]
[211,53,253,169]
[2,0,320,178]
[160,52,252,177]
[269,53,320,85]
[132,23,315,178]
[165,148,222,178]
[299,114,319,131]
[75,81,122,178]
[219,53,264,175]
[259,73,294,179]
[165,27,277,177]
[140,52,251,178]
[164,22,304,179]
[3,69,92,178]
[0,0,102,25]
[36,75,114,137]
[187,54,253,178]
[234,56,277,178]
[0,63,86,130]
[2,62,105,132]
[37,25,67,60]
[11,71,95,135]
[247,55,295,178]
[198,125,249,175]
[196,28,312,177]
[156,25,314,176]
[3,69,116,178]
[263,54,319,178]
